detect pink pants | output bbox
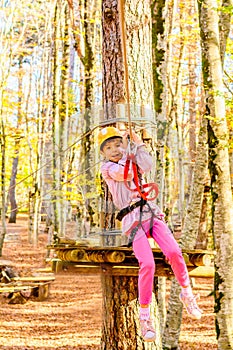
[132,218,190,305]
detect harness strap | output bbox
[116,198,147,221]
[123,158,159,201]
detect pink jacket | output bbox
[101,145,164,236]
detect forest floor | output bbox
[0,215,217,350]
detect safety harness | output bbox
[123,150,159,202]
[116,142,160,245]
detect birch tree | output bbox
[161,0,207,348]
[198,0,233,348]
[68,0,101,234]
[52,0,74,237]
[0,0,32,249]
[162,117,208,349]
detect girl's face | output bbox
[101,138,123,162]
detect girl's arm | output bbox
[135,145,153,173]
[101,161,133,182]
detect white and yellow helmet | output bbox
[98,127,122,150]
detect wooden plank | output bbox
[188,266,214,278]
[0,259,15,267]
[12,275,55,283]
[55,264,102,275]
[50,258,214,278]
[35,267,53,273]
[52,247,214,268]
[0,285,32,293]
[101,263,173,277]
[49,244,215,255]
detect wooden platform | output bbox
[48,243,215,278]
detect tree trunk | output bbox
[198,0,233,348]
[101,275,142,350]
[7,157,18,223]
[101,0,161,347]
[68,0,98,233]
[52,1,62,235]
[60,1,71,236]
[195,186,210,250]
[0,115,7,256]
[101,273,162,350]
[7,56,24,223]
[162,117,208,349]
[151,0,168,333]
[80,0,96,235]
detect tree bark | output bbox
[7,157,18,223]
[52,0,62,235]
[162,117,208,349]
[151,0,168,333]
[101,0,161,347]
[198,0,233,348]
[0,115,7,256]
[68,0,98,232]
[60,1,71,237]
[101,273,162,350]
[7,56,24,223]
[101,275,142,350]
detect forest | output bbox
[0,0,233,349]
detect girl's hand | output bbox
[122,131,130,149]
[131,130,144,145]
[123,130,143,146]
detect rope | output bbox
[118,0,159,202]
[118,0,133,141]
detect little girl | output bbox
[98,126,202,342]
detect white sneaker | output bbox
[179,293,202,319]
[140,318,156,342]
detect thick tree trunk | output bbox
[101,0,161,347]
[101,275,142,350]
[198,0,233,348]
[101,274,161,350]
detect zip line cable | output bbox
[7,117,156,194]
[8,160,102,215]
[7,124,100,192]
[4,116,157,217]
[3,124,100,216]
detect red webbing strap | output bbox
[123,158,159,201]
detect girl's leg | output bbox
[132,232,155,305]
[147,219,190,287]
[132,231,156,342]
[148,219,202,319]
